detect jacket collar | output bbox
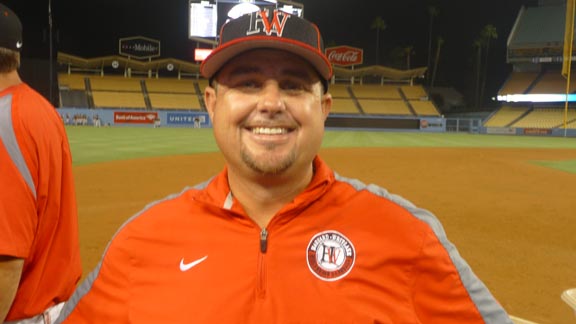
[195,156,334,220]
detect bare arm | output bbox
[0,256,24,322]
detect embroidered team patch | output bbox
[306,230,355,281]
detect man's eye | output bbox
[282,81,306,91]
[237,80,259,89]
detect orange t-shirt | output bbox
[0,83,81,320]
[57,157,511,323]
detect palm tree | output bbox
[479,24,498,107]
[405,46,414,69]
[473,38,483,108]
[427,6,439,85]
[371,16,387,65]
[430,36,444,88]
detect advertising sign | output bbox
[119,36,161,59]
[114,111,158,124]
[167,113,208,128]
[325,46,363,66]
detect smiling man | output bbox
[56,9,513,324]
[204,48,331,228]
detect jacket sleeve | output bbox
[55,234,131,323]
[411,228,513,324]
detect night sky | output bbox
[3,0,540,106]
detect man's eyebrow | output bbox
[280,67,317,82]
[226,66,260,78]
[224,64,316,82]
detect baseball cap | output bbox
[0,3,23,52]
[200,9,332,87]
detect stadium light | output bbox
[280,5,293,14]
[188,0,304,45]
[497,93,576,102]
[195,48,213,61]
[227,2,260,19]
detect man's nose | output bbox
[257,82,285,113]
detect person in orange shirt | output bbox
[56,9,512,323]
[0,3,82,323]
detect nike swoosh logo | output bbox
[179,255,208,271]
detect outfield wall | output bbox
[57,108,212,128]
[56,108,446,132]
[482,126,576,137]
[56,108,576,137]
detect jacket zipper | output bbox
[260,228,268,253]
[257,228,268,298]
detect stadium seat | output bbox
[562,288,576,316]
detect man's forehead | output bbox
[221,49,317,77]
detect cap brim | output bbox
[200,35,332,81]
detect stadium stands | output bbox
[350,84,402,99]
[145,78,202,110]
[89,75,141,92]
[499,72,538,95]
[56,52,440,117]
[359,99,412,115]
[58,73,87,90]
[196,79,210,92]
[529,71,576,94]
[510,107,576,129]
[58,73,207,110]
[92,91,146,109]
[145,78,196,93]
[329,83,351,98]
[148,93,202,110]
[57,71,440,117]
[483,106,530,127]
[484,105,576,130]
[400,85,427,99]
[410,100,441,116]
[494,3,576,134]
[330,99,360,114]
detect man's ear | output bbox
[321,93,332,121]
[204,85,216,121]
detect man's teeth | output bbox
[252,127,288,135]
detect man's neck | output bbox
[0,71,22,92]
[227,164,314,228]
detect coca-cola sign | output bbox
[325,46,363,66]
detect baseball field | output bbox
[67,127,576,324]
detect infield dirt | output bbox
[74,147,576,324]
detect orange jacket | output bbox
[57,157,511,324]
[0,84,81,320]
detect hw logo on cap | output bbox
[246,9,291,37]
[200,9,333,81]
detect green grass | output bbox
[321,131,576,149]
[533,160,576,174]
[67,127,576,171]
[67,127,218,165]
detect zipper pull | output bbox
[260,228,268,253]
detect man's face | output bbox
[205,49,332,177]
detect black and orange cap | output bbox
[200,9,332,86]
[0,3,23,52]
